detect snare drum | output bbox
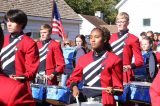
[31,84,46,101]
[134,66,147,81]
[128,81,151,103]
[46,85,71,104]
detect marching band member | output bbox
[0,20,35,106]
[36,24,65,85]
[67,27,123,106]
[140,36,158,81]
[150,71,160,106]
[109,12,144,83]
[0,9,39,92]
[150,52,160,106]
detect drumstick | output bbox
[83,86,123,92]
[75,96,81,106]
[112,88,123,92]
[14,76,25,79]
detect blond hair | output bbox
[116,12,129,22]
[40,24,52,33]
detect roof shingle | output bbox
[100,25,118,34]
[81,14,117,34]
[0,0,81,20]
[81,14,108,27]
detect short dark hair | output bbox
[142,36,153,45]
[4,9,28,30]
[140,31,146,36]
[147,31,154,36]
[91,27,111,42]
[91,27,112,51]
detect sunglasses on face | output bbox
[64,43,70,45]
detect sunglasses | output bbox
[64,43,70,45]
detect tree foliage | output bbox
[64,0,120,24]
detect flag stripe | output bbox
[52,1,66,40]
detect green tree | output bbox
[64,0,92,15]
[64,0,120,24]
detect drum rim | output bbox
[67,102,103,106]
[129,81,151,86]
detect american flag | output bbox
[52,1,66,41]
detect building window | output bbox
[31,32,40,39]
[143,18,151,26]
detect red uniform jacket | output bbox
[2,34,39,92]
[0,73,35,106]
[67,51,123,105]
[149,52,160,106]
[150,71,160,106]
[37,40,65,85]
[109,33,144,82]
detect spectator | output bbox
[157,33,160,41]
[139,36,158,82]
[73,35,90,67]
[156,34,160,52]
[61,39,75,86]
[146,31,154,40]
[147,31,157,51]
[75,34,90,53]
[154,32,158,42]
[140,31,146,41]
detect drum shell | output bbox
[114,84,130,103]
[31,84,46,101]
[46,85,71,104]
[128,82,151,103]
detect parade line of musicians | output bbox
[0,9,160,106]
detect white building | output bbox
[79,14,97,36]
[0,0,82,41]
[79,13,117,36]
[116,0,160,37]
